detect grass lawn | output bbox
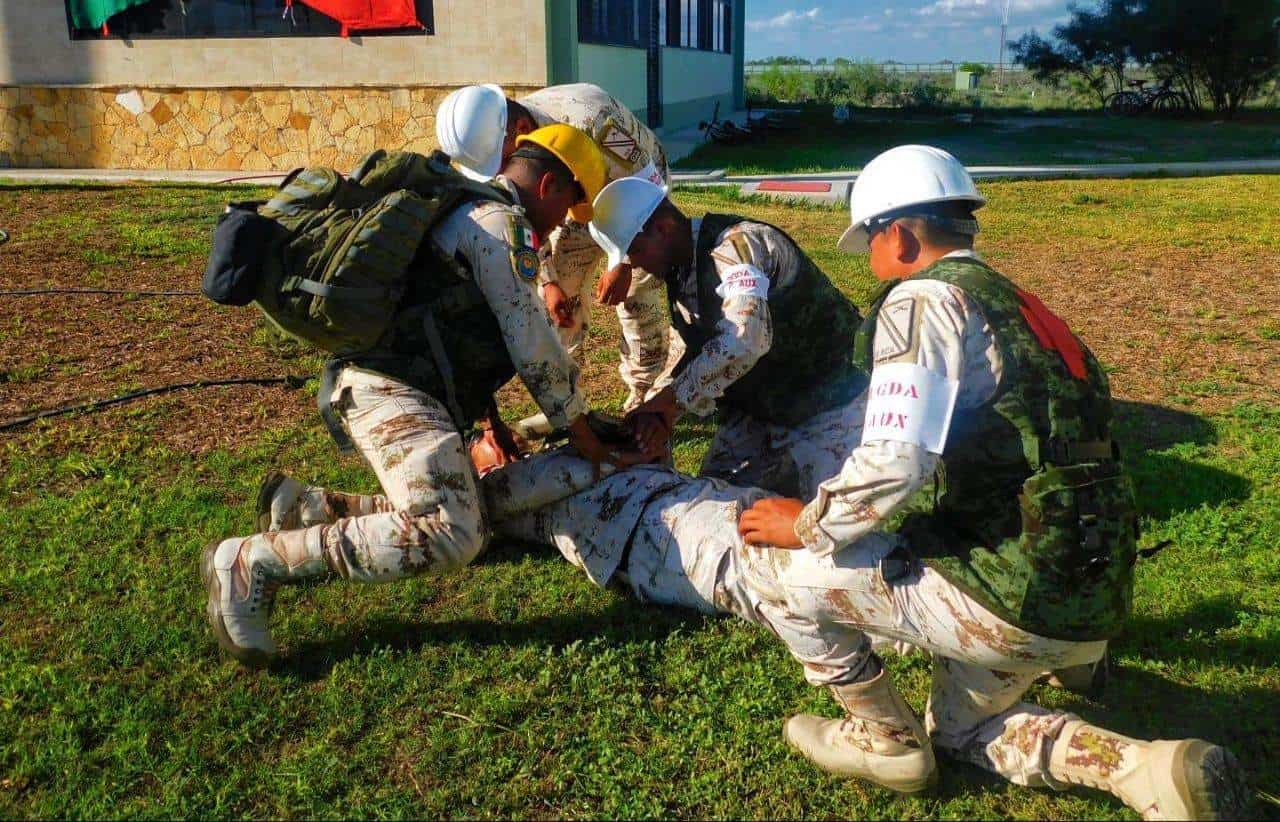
[676,108,1280,175]
[1,176,1278,818]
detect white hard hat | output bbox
[839,145,986,252]
[588,177,668,270]
[435,84,507,182]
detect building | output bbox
[0,0,744,171]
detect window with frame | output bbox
[577,0,731,53]
[661,0,731,52]
[65,0,434,40]
[577,0,649,48]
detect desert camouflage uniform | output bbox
[251,178,587,583]
[673,218,865,498]
[481,449,1105,789]
[519,83,674,408]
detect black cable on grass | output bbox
[0,375,308,432]
[0,288,202,296]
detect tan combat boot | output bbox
[784,669,938,795]
[1049,720,1252,820]
[1042,651,1110,697]
[256,471,389,532]
[201,528,330,668]
[255,471,307,532]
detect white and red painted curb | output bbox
[672,158,1280,206]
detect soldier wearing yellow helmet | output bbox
[205,124,635,668]
[441,82,675,417]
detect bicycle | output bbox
[699,101,755,146]
[1104,77,1190,116]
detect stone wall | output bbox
[0,85,539,171]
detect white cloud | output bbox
[746,7,820,32]
[915,0,1060,19]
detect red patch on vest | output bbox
[1015,288,1088,380]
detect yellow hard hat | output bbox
[515,124,607,222]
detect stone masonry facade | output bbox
[0,85,540,171]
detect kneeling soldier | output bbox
[204,125,630,667]
[734,146,1234,814]
[588,177,868,498]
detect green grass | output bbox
[676,109,1280,175]
[1,180,1278,818]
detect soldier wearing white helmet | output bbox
[589,177,868,500]
[737,146,1248,818]
[441,83,674,413]
[435,84,508,182]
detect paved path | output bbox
[671,158,1280,205]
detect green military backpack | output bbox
[202,149,510,357]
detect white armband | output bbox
[861,362,959,454]
[715,264,770,300]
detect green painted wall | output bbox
[577,43,649,115]
[661,46,735,129]
[545,0,577,85]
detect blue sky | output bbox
[744,0,1074,63]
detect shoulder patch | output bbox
[875,297,918,364]
[729,234,755,267]
[597,118,644,167]
[508,214,540,282]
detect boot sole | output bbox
[254,471,289,533]
[1170,739,1253,820]
[201,541,274,670]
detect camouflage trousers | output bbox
[541,220,674,409]
[699,395,867,499]
[614,485,1105,789]
[263,366,486,582]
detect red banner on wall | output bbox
[287,0,423,37]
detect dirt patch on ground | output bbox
[0,185,315,459]
[988,244,1280,412]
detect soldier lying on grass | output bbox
[257,425,1250,819]
[470,442,1251,820]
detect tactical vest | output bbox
[667,214,866,426]
[856,257,1138,641]
[349,201,522,432]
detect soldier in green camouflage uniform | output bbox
[738,145,1248,818]
[590,180,868,500]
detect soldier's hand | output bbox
[567,415,647,474]
[738,497,807,549]
[480,416,524,466]
[625,386,680,456]
[629,413,672,462]
[595,263,633,307]
[543,282,576,328]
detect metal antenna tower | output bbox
[997,0,1012,91]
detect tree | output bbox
[1010,0,1138,106]
[1132,0,1279,116]
[1012,0,1279,116]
